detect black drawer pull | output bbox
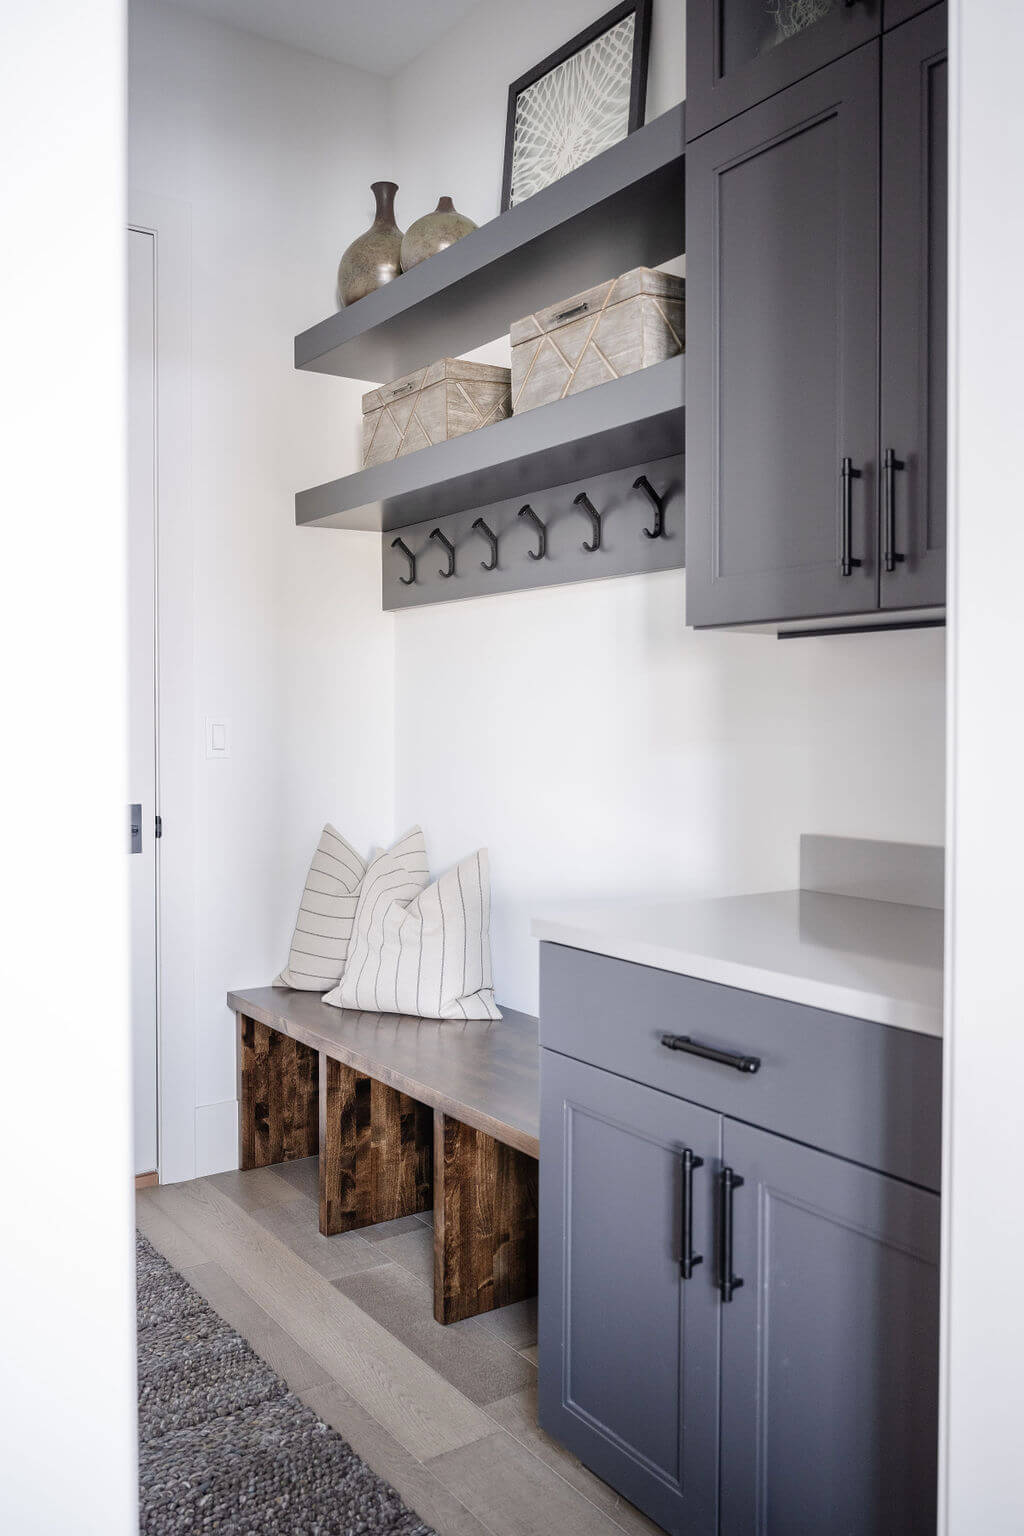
[720,1166,744,1303]
[680,1147,704,1280]
[659,1033,760,1075]
[839,456,863,577]
[883,448,906,573]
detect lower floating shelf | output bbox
[295,357,685,533]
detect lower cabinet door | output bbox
[539,1050,721,1536]
[719,1120,940,1535]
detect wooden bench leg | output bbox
[319,1054,432,1236]
[433,1112,538,1325]
[238,1014,318,1170]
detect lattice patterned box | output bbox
[510,268,684,414]
[361,359,512,467]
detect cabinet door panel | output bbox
[686,47,880,627]
[884,0,941,29]
[687,0,880,139]
[880,4,947,608]
[539,1051,720,1536]
[720,1120,940,1535]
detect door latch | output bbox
[129,803,142,855]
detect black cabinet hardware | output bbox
[659,1033,761,1075]
[429,527,456,578]
[518,503,547,560]
[574,491,602,552]
[681,1147,704,1279]
[839,456,863,577]
[391,537,417,585]
[882,448,906,572]
[719,1166,744,1303]
[633,474,666,539]
[472,517,499,571]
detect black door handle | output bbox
[680,1148,704,1280]
[720,1166,744,1303]
[839,456,863,577]
[660,1033,760,1074]
[883,448,906,573]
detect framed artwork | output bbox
[500,0,653,212]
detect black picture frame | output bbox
[499,0,653,213]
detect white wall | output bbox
[941,3,1024,1529]
[0,1,137,1529]
[129,0,396,1176]
[388,0,946,1014]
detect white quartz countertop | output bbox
[531,889,944,1036]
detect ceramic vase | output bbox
[337,182,404,307]
[400,196,478,273]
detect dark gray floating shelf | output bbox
[295,357,685,533]
[294,104,685,383]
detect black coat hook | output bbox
[429,527,456,578]
[574,491,602,553]
[472,517,499,571]
[518,503,547,560]
[633,474,667,539]
[391,536,417,585]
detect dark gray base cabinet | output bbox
[538,944,941,1536]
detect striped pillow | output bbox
[273,825,367,991]
[325,841,501,1021]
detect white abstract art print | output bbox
[506,14,640,208]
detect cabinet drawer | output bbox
[539,942,941,1191]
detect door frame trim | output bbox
[128,191,196,1185]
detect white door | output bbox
[128,227,159,1177]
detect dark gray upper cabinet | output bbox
[686,0,880,139]
[884,0,941,28]
[538,1051,721,1536]
[880,4,948,608]
[719,1119,940,1536]
[686,46,881,628]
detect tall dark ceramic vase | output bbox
[337,182,404,307]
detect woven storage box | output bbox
[361,359,511,467]
[510,267,685,414]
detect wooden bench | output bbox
[228,987,539,1325]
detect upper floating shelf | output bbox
[294,104,686,383]
[296,357,685,533]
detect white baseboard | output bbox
[195,1099,239,1177]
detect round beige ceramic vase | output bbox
[337,182,404,307]
[400,197,478,272]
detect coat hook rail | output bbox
[472,517,499,572]
[518,503,547,561]
[429,527,456,578]
[633,474,667,540]
[391,537,417,585]
[574,491,602,553]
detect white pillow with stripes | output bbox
[324,838,501,1021]
[273,824,367,991]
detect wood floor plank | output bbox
[245,1195,388,1280]
[147,1178,492,1462]
[135,1189,209,1271]
[426,1429,636,1536]
[208,1165,306,1213]
[483,1388,666,1536]
[181,1260,331,1394]
[300,1381,498,1536]
[373,1223,434,1286]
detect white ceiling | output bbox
[159,0,483,75]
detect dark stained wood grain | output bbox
[319,1054,432,1236]
[433,1112,539,1325]
[239,1015,318,1171]
[229,986,539,1158]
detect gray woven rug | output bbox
[137,1231,436,1535]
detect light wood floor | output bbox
[138,1159,663,1536]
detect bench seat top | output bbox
[229,986,539,1158]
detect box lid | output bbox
[510,267,685,347]
[362,358,511,414]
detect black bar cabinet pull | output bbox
[839,456,863,577]
[720,1167,745,1303]
[681,1148,704,1280]
[883,448,906,573]
[660,1032,760,1075]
